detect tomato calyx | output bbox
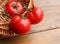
[12,4,17,9]
[2,10,12,19]
[24,5,34,12]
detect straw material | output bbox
[0,0,30,39]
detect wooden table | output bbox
[0,0,60,44]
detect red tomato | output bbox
[5,1,23,16]
[27,6,44,24]
[10,15,31,34]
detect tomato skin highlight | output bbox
[5,1,23,16]
[27,6,44,24]
[10,15,31,34]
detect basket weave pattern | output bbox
[0,0,30,39]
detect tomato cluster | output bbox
[4,1,44,34]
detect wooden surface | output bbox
[0,0,60,44]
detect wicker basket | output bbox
[0,0,32,39]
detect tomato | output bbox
[27,6,44,24]
[5,1,23,16]
[10,15,31,34]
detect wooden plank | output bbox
[0,29,60,44]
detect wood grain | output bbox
[0,29,60,44]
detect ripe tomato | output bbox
[5,1,23,16]
[10,15,31,34]
[27,6,44,24]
